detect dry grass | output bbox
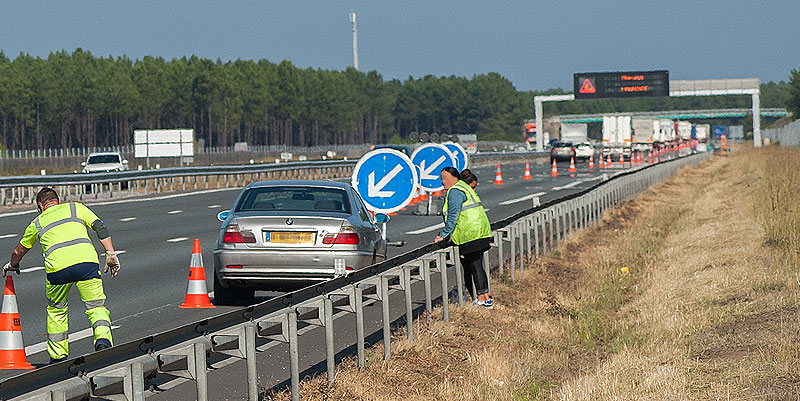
[266,146,800,401]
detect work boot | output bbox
[95,338,112,351]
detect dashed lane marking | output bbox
[25,325,121,355]
[167,210,183,214]
[552,180,583,191]
[119,217,137,222]
[0,233,17,239]
[499,192,547,206]
[166,237,189,243]
[208,204,221,208]
[405,223,444,235]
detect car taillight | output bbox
[222,224,256,243]
[322,227,360,245]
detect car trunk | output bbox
[232,215,347,249]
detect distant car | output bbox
[550,141,575,162]
[574,142,594,159]
[213,180,388,305]
[81,151,128,173]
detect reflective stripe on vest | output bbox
[443,181,491,245]
[34,203,95,267]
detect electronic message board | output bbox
[573,70,669,99]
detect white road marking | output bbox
[499,192,546,205]
[0,233,17,239]
[119,217,137,222]
[0,209,36,218]
[406,223,444,235]
[20,266,45,273]
[0,188,242,220]
[207,204,221,208]
[25,325,120,355]
[166,237,189,243]
[552,180,583,191]
[167,210,183,214]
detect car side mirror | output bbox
[374,213,390,223]
[217,211,230,222]
[80,162,86,167]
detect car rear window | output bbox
[553,142,573,148]
[87,155,121,164]
[236,187,351,214]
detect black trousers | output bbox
[460,250,489,298]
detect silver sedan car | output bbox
[213,180,387,305]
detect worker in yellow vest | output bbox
[3,188,120,363]
[435,167,493,308]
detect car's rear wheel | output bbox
[213,273,255,306]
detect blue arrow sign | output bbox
[351,149,418,213]
[410,144,457,191]
[444,142,469,170]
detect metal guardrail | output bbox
[0,150,709,401]
[0,151,545,206]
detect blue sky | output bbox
[0,1,796,91]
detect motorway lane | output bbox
[0,155,627,372]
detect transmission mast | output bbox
[349,12,359,70]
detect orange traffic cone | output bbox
[419,190,429,201]
[606,154,612,168]
[493,164,504,185]
[568,156,577,172]
[0,276,34,370]
[522,161,532,180]
[180,239,215,309]
[550,159,558,177]
[619,153,625,168]
[588,154,594,170]
[598,154,605,168]
[648,151,653,164]
[431,189,443,196]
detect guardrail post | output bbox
[509,225,516,281]
[210,324,259,400]
[379,274,392,360]
[420,258,434,321]
[323,296,335,384]
[452,247,464,305]
[554,205,562,248]
[157,341,210,401]
[288,310,300,401]
[494,230,504,277]
[401,264,415,341]
[434,250,450,321]
[518,221,525,272]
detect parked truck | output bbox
[631,118,659,152]
[560,123,588,143]
[602,116,631,156]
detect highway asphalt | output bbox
[0,154,637,389]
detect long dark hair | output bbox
[460,169,477,185]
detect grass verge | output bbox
[266,146,800,400]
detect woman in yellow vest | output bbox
[434,167,493,308]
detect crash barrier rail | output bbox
[1,151,710,401]
[0,151,544,206]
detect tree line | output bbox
[0,49,793,151]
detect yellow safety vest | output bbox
[443,181,491,245]
[20,202,100,273]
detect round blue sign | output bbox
[351,149,418,213]
[410,144,457,191]
[443,142,469,170]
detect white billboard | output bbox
[134,129,194,158]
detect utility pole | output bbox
[349,12,359,70]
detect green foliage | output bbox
[788,68,800,119]
[0,50,794,150]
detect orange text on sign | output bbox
[621,75,644,81]
[620,85,649,92]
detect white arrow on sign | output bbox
[419,155,446,181]
[368,164,404,198]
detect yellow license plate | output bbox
[266,231,315,244]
